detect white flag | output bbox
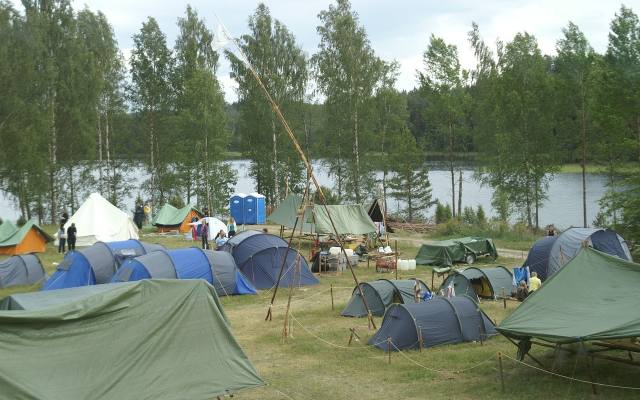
[212,24,231,51]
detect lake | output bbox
[0,160,609,229]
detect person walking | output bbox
[57,223,67,253]
[201,220,209,250]
[67,223,77,251]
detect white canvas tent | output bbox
[63,193,139,246]
[189,217,228,240]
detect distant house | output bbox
[0,220,54,255]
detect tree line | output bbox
[1,0,639,243]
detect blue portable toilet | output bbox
[244,193,266,225]
[229,193,247,224]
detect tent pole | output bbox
[265,214,300,321]
[221,21,377,328]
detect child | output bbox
[58,223,66,253]
[227,217,236,238]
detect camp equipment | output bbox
[42,240,165,290]
[111,248,256,296]
[153,204,203,233]
[440,266,513,299]
[416,237,498,266]
[62,193,139,246]
[221,230,318,289]
[0,254,46,288]
[342,279,430,317]
[369,295,497,351]
[524,228,631,281]
[0,280,264,399]
[0,220,53,255]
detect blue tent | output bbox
[42,240,165,290]
[524,228,631,281]
[369,296,497,351]
[221,231,318,290]
[111,248,256,296]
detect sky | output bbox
[11,1,640,102]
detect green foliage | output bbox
[461,206,477,225]
[16,215,26,226]
[313,185,341,205]
[476,205,487,225]
[434,202,452,224]
[598,167,640,243]
[168,195,185,209]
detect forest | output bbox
[0,0,639,242]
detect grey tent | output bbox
[111,248,257,296]
[341,279,430,317]
[545,228,631,280]
[440,266,513,299]
[0,254,46,289]
[368,296,497,351]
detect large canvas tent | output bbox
[43,240,165,290]
[267,194,376,235]
[112,248,257,296]
[0,280,264,399]
[221,230,319,289]
[416,237,498,266]
[369,296,497,351]
[342,279,430,317]
[63,193,139,246]
[525,228,631,282]
[0,220,53,255]
[498,248,640,343]
[440,266,513,299]
[153,204,202,233]
[0,254,46,289]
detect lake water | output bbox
[0,160,609,229]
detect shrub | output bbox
[16,215,26,226]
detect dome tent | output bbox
[525,228,632,282]
[111,248,257,296]
[221,230,318,290]
[0,254,46,289]
[341,279,430,317]
[62,193,139,246]
[42,240,165,290]
[369,296,497,351]
[440,266,513,299]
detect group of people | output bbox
[196,217,237,250]
[515,271,542,301]
[57,212,77,254]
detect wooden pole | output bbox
[582,342,597,395]
[498,352,505,392]
[394,240,398,280]
[502,287,506,309]
[418,325,423,353]
[330,283,334,310]
[431,270,434,291]
[266,214,301,321]
[348,329,354,346]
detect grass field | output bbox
[1,228,638,399]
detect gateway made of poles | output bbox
[369,295,497,351]
[341,279,430,317]
[220,230,318,290]
[42,240,165,290]
[523,228,631,281]
[112,248,257,296]
[440,266,513,299]
[0,254,46,289]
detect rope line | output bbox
[502,353,640,390]
[390,341,495,374]
[289,312,384,351]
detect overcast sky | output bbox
[11,1,640,102]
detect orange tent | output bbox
[0,220,54,255]
[153,204,203,233]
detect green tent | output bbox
[153,204,202,231]
[415,237,498,266]
[440,266,513,299]
[341,279,430,317]
[268,194,376,235]
[0,219,54,254]
[498,247,640,343]
[0,280,264,399]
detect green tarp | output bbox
[153,204,201,227]
[415,237,498,266]
[268,194,376,235]
[0,280,264,399]
[498,247,640,343]
[0,219,54,247]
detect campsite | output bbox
[2,0,640,399]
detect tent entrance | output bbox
[469,277,492,298]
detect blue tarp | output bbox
[112,248,256,296]
[42,240,165,290]
[221,231,318,290]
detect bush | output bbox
[435,202,452,224]
[462,206,477,225]
[16,215,26,226]
[476,205,486,225]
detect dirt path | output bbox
[394,236,527,260]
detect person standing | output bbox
[201,220,209,250]
[57,223,67,254]
[191,216,199,241]
[227,217,236,238]
[67,223,77,251]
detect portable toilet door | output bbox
[244,195,257,225]
[229,193,247,224]
[253,193,266,224]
